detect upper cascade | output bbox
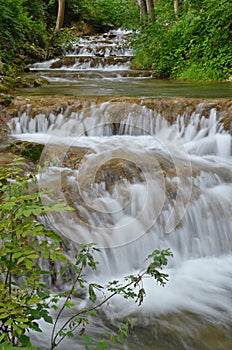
[29,29,147,78]
[64,29,134,57]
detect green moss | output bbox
[5,141,44,163]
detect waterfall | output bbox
[8,102,232,334]
[6,28,232,350]
[29,29,137,78]
[8,101,232,254]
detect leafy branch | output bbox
[50,246,173,349]
[0,159,173,350]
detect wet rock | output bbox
[51,57,76,69]
[6,96,232,116]
[5,96,232,135]
[0,106,11,142]
[33,78,49,87]
[5,140,44,163]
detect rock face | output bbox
[0,106,10,142]
[5,96,232,133]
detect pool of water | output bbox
[16,75,232,98]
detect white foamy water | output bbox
[8,102,232,348]
[30,29,134,75]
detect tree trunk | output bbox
[55,0,65,32]
[145,0,155,22]
[137,0,147,23]
[174,0,179,15]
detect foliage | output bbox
[70,0,140,29]
[50,245,173,349]
[0,159,173,349]
[132,0,232,80]
[0,158,69,346]
[0,0,139,86]
[0,0,48,62]
[1,0,231,81]
[50,27,80,54]
[0,342,39,350]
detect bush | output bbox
[0,158,68,346]
[0,0,48,62]
[132,0,232,80]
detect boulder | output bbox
[5,140,44,163]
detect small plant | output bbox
[50,245,173,349]
[0,159,173,349]
[0,158,69,347]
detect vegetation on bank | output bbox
[132,0,232,81]
[0,0,231,86]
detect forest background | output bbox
[0,0,231,87]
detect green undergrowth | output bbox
[132,0,232,81]
[0,342,40,350]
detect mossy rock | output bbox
[33,78,49,87]
[5,141,44,163]
[0,94,14,106]
[0,84,9,93]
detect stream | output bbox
[19,29,232,98]
[7,29,232,349]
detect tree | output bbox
[55,0,65,32]
[137,0,147,23]
[137,0,155,23]
[174,0,179,15]
[145,0,155,22]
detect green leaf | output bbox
[59,265,68,276]
[88,284,97,303]
[64,301,75,308]
[25,259,33,269]
[82,335,93,344]
[4,318,13,326]
[42,314,53,324]
[12,252,23,259]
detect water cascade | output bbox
[8,98,232,349]
[29,29,151,89]
[6,29,232,350]
[24,28,232,98]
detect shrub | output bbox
[132,0,232,80]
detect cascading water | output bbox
[4,27,231,350]
[29,29,142,80]
[23,28,232,98]
[8,97,232,349]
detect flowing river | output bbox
[6,29,232,349]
